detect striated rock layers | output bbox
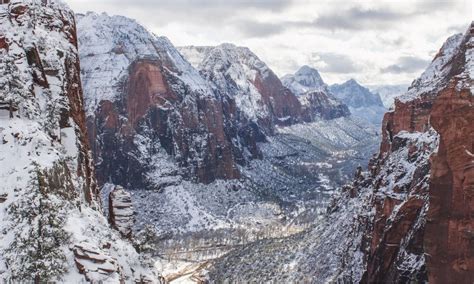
[355,24,473,283]
[80,15,349,189]
[109,186,134,239]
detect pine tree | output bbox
[4,167,71,282]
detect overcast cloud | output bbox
[65,0,472,85]
[381,56,431,74]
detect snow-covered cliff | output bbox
[78,12,251,186]
[205,23,474,284]
[0,2,158,282]
[180,44,307,130]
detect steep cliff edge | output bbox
[361,28,471,283]
[78,13,246,186]
[204,24,473,283]
[424,25,474,283]
[0,1,158,282]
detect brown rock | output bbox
[109,185,134,239]
[425,79,474,284]
[72,242,124,283]
[253,72,303,127]
[0,36,8,51]
[89,58,240,187]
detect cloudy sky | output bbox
[65,0,472,86]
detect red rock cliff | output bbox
[358,25,473,283]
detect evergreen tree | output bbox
[4,167,71,282]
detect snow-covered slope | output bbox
[399,33,464,103]
[281,66,350,120]
[0,2,158,282]
[281,65,328,94]
[205,24,474,283]
[78,12,213,116]
[330,79,386,125]
[180,44,306,130]
[78,13,258,186]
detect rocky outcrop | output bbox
[78,13,245,186]
[281,66,350,121]
[425,27,474,283]
[298,90,351,121]
[0,2,158,281]
[182,44,306,132]
[356,26,472,283]
[72,242,124,283]
[109,186,134,239]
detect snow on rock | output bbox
[77,12,213,116]
[399,32,464,103]
[282,65,350,120]
[281,65,328,95]
[109,186,135,239]
[330,79,386,125]
[78,12,246,186]
[0,1,159,282]
[180,44,305,129]
[72,242,123,283]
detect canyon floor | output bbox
[123,117,380,282]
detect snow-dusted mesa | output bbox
[0,1,159,282]
[330,79,386,126]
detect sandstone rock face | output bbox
[425,26,474,283]
[0,2,158,281]
[0,0,97,205]
[109,186,134,239]
[79,14,247,187]
[298,90,351,121]
[180,44,307,132]
[358,27,472,283]
[72,242,124,283]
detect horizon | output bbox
[65,0,472,86]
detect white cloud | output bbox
[65,0,472,85]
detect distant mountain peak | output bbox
[294,65,325,88]
[282,65,328,95]
[346,78,358,85]
[329,79,386,125]
[296,65,320,75]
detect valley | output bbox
[0,1,472,283]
